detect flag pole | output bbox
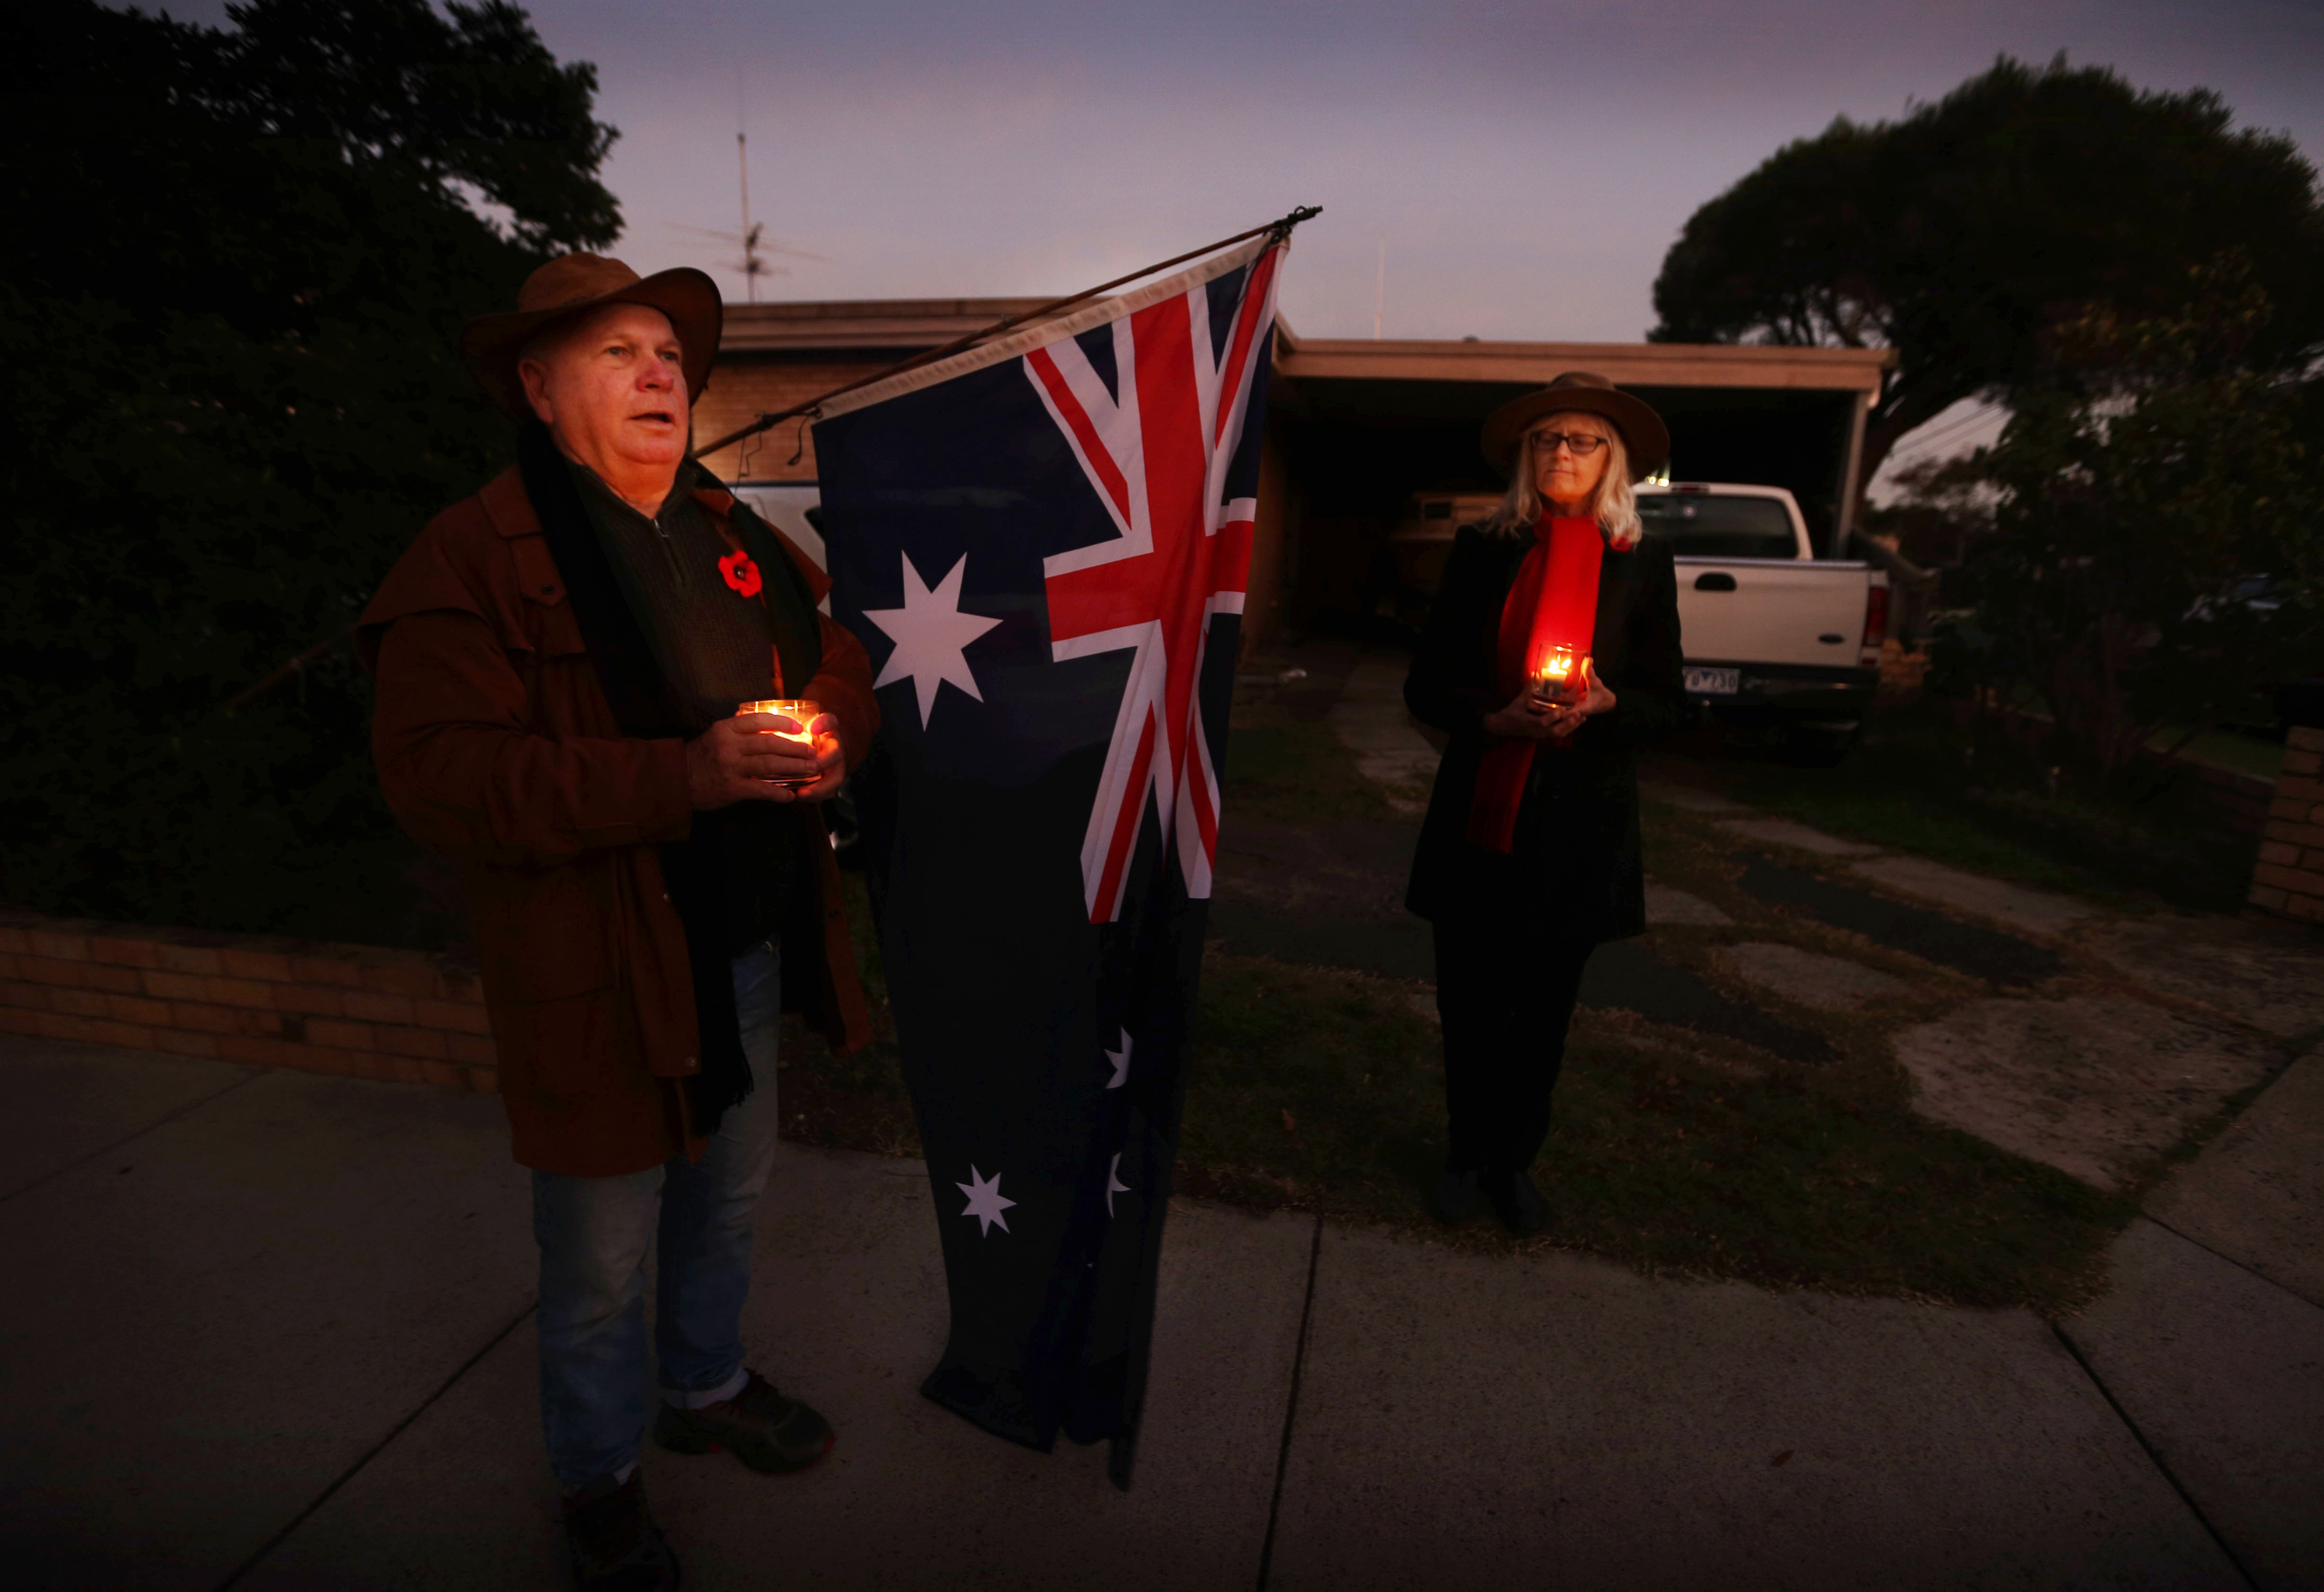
[697,204,1321,461]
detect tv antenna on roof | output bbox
[666,219,826,300]
[666,87,826,300]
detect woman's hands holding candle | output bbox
[1482,668,1616,742]
[687,712,844,807]
[1546,672,1617,738]
[1482,688,1564,741]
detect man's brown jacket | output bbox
[359,467,879,1176]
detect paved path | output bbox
[4,1031,2320,1591]
[1323,657,1439,811]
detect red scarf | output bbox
[1465,515,1604,853]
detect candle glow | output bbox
[737,698,821,787]
[1529,647,1589,706]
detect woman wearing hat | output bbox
[1404,372,1687,1233]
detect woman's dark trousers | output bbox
[1432,911,1598,1175]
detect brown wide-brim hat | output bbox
[1482,371,1670,481]
[459,253,723,416]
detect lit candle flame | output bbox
[737,698,820,786]
[1530,648,1589,705]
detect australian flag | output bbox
[815,234,1285,1486]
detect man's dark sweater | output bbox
[568,455,816,952]
[569,458,781,729]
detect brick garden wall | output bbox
[0,913,496,1093]
[2250,724,2324,926]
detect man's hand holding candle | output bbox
[688,707,845,807]
[769,709,846,803]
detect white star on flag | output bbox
[956,1165,1016,1237]
[1105,1028,1132,1090]
[1106,1153,1131,1217]
[860,551,1002,729]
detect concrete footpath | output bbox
[3,1032,2320,1592]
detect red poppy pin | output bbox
[718,549,762,598]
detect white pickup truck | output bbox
[1634,482,1887,759]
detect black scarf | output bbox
[516,422,823,1133]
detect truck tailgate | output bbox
[1676,558,1870,668]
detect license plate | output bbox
[1685,666,1741,695]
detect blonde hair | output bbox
[1485,411,1643,550]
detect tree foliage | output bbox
[1919,261,2321,781]
[1651,56,2324,493]
[0,0,618,944]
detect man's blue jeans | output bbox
[531,941,781,1488]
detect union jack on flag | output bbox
[813,229,1290,1479]
[1027,242,1281,920]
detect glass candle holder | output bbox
[736,698,821,787]
[1529,647,1589,708]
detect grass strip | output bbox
[779,927,2130,1315]
[1177,950,2128,1314]
[1219,685,1406,825]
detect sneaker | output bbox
[1482,1168,1549,1235]
[654,1370,835,1474]
[561,1470,678,1592]
[1428,1166,1481,1224]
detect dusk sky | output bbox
[155,0,2324,480]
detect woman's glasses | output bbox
[1530,430,1608,457]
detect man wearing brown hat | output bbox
[360,254,879,1589]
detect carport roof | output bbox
[718,297,1896,394]
[1274,325,1895,393]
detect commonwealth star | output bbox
[957,1164,1017,1237]
[861,551,1002,729]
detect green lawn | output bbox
[1216,693,1404,824]
[1179,947,2131,1312]
[783,938,2130,1313]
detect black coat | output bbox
[1404,523,1686,940]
